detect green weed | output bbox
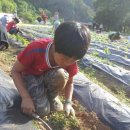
[44,112,80,130]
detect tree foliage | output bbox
[21,0,95,22]
[0,0,95,23]
[0,0,15,13]
[14,0,37,23]
[94,0,130,31]
[124,13,130,27]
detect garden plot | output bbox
[18,24,52,32]
[19,24,53,36]
[20,28,52,39]
[7,24,53,48]
[89,42,130,71]
[91,41,130,54]
[91,33,130,52]
[91,42,130,59]
[82,55,130,91]
[89,48,130,67]
[73,72,130,130]
[24,26,52,34]
[84,33,130,94]
[8,34,30,47]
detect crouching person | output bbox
[6,17,21,35]
[11,21,91,117]
[108,32,121,42]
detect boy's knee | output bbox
[44,68,69,90]
[56,68,69,80]
[54,68,69,88]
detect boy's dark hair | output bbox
[54,21,91,59]
[13,17,19,23]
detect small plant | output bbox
[104,48,111,54]
[124,55,128,59]
[44,112,80,130]
[21,38,29,46]
[15,35,19,42]
[122,46,129,52]
[80,66,96,78]
[92,51,99,57]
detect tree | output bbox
[123,13,130,32]
[27,0,95,22]
[94,0,130,31]
[0,0,95,23]
[1,0,15,13]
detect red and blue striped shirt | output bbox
[17,38,78,77]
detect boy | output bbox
[11,21,91,117]
[6,17,21,35]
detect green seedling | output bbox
[43,111,80,130]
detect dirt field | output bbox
[0,45,111,130]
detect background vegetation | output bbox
[94,0,130,32]
[0,0,130,32]
[0,0,95,23]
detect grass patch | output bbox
[43,112,80,130]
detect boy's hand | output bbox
[21,97,35,115]
[65,103,75,117]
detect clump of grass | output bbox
[104,48,111,54]
[44,112,80,130]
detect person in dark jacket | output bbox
[108,32,121,41]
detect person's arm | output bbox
[65,77,73,101]
[64,77,75,116]
[11,60,35,115]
